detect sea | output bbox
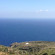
[0,18,55,46]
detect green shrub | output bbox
[42,53,48,55]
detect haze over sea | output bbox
[0,18,55,46]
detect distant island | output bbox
[0,41,55,55]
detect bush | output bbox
[42,53,48,55]
[51,54,55,55]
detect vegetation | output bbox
[0,41,55,55]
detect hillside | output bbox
[0,41,55,55]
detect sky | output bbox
[0,0,55,18]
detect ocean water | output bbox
[0,18,55,46]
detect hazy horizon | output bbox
[0,0,55,18]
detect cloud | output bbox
[40,9,48,12]
[36,9,48,13]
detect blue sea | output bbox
[0,18,55,46]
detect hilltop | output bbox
[0,41,55,55]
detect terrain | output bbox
[0,41,55,55]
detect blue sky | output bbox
[0,0,55,18]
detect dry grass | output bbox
[0,52,8,55]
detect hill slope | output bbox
[0,41,55,55]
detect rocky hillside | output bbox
[0,41,55,55]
